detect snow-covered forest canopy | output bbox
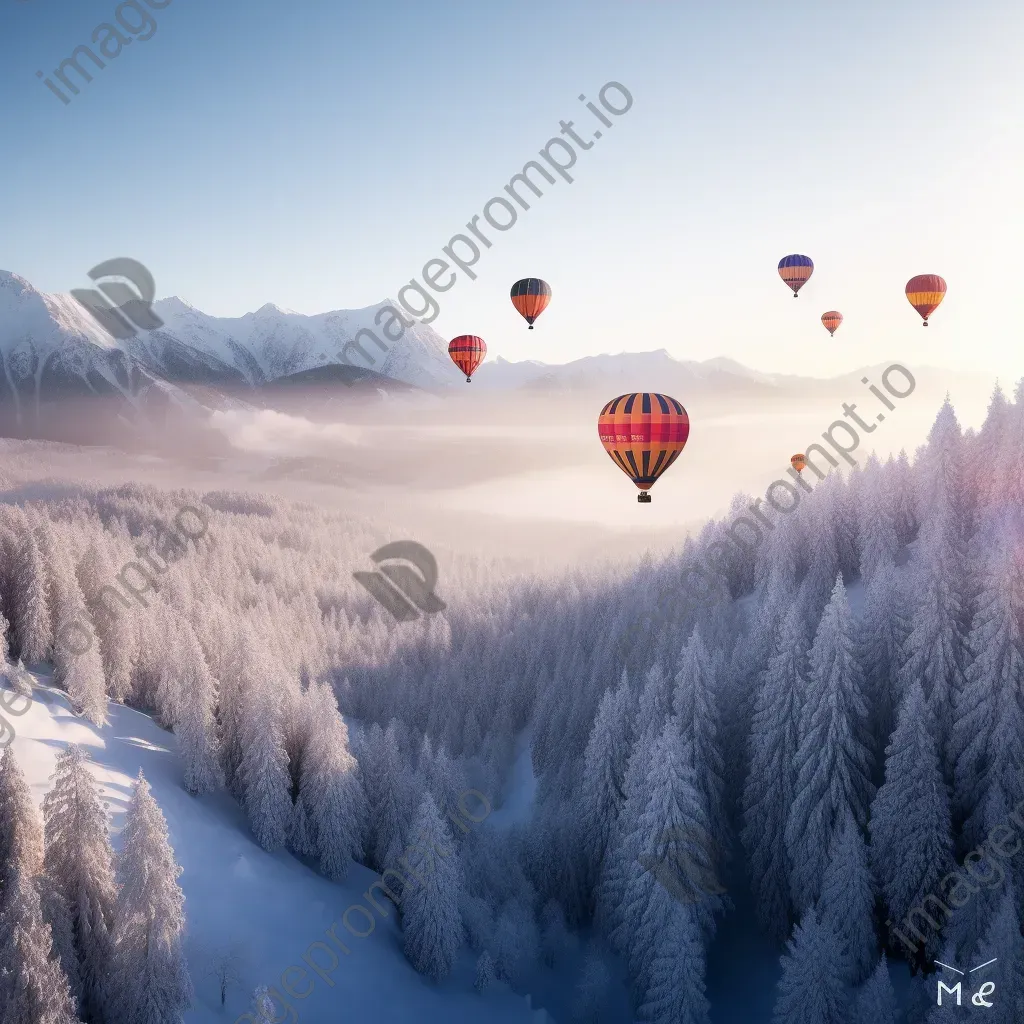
[0,379,1022,1024]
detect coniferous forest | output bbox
[0,381,1022,1023]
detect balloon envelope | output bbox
[821,311,843,336]
[905,274,946,325]
[598,393,689,495]
[791,453,807,473]
[448,335,486,380]
[510,278,551,328]
[778,255,813,296]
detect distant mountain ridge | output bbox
[0,268,993,446]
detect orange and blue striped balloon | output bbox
[905,274,946,326]
[598,392,690,503]
[821,311,843,336]
[510,278,551,328]
[779,255,813,297]
[448,335,486,382]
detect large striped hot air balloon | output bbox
[598,392,690,503]
[510,278,551,329]
[821,311,843,337]
[778,255,813,297]
[905,274,946,326]
[791,453,807,473]
[448,335,486,382]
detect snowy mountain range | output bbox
[0,269,993,446]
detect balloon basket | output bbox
[528,325,534,330]
[638,492,651,504]
[923,321,929,327]
[466,376,472,382]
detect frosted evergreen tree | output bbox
[473,950,494,992]
[786,576,874,910]
[42,744,117,1023]
[13,531,52,663]
[854,955,898,1024]
[817,815,877,984]
[109,772,193,1024]
[248,985,274,1022]
[917,398,968,538]
[0,746,44,907]
[38,873,82,1016]
[772,909,847,1024]
[401,793,463,981]
[672,628,726,849]
[858,455,901,583]
[857,561,911,764]
[578,681,631,903]
[869,682,953,965]
[617,726,725,971]
[571,942,611,1024]
[237,671,293,851]
[368,723,410,871]
[173,625,222,796]
[289,682,365,880]
[76,543,135,703]
[994,379,1024,509]
[52,594,107,728]
[950,532,1024,841]
[743,600,804,942]
[635,903,709,1024]
[900,495,970,769]
[0,867,80,1024]
[972,382,1010,511]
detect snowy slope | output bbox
[3,674,546,1024]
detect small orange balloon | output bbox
[791,453,807,473]
[821,311,842,337]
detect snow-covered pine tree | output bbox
[785,575,874,910]
[51,579,107,727]
[237,663,293,852]
[0,746,44,908]
[742,600,804,942]
[13,530,52,664]
[634,902,709,1024]
[816,815,877,984]
[578,680,631,906]
[173,623,222,796]
[473,949,494,992]
[108,772,192,1024]
[42,744,118,1023]
[37,872,83,1015]
[490,899,540,986]
[853,955,898,1024]
[869,681,954,966]
[858,454,900,585]
[672,628,727,852]
[401,793,463,981]
[900,492,971,772]
[950,526,1024,843]
[75,543,135,703]
[540,898,575,967]
[289,682,365,880]
[856,560,911,768]
[0,867,80,1024]
[772,909,848,1024]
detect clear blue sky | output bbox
[2,0,1022,382]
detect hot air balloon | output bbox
[510,278,551,328]
[778,255,813,297]
[598,392,689,503]
[448,335,486,382]
[791,453,807,473]
[821,311,843,337]
[905,274,946,326]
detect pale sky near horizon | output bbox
[1,0,1022,383]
